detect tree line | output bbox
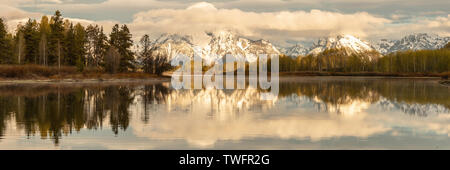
[279,45,450,73]
[0,11,170,75]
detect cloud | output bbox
[1,1,449,46]
[128,2,391,46]
[129,88,390,148]
[372,14,450,38]
[0,5,43,32]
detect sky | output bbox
[0,0,449,47]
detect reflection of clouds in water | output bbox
[1,79,450,149]
[130,88,389,147]
[129,86,450,148]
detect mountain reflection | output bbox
[0,78,448,146]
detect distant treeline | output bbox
[0,11,171,75]
[280,44,450,74]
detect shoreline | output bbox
[0,75,443,85]
[278,71,447,77]
[0,77,172,85]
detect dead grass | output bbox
[0,64,78,78]
[0,64,164,80]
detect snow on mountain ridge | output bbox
[281,44,308,57]
[373,33,450,54]
[307,34,376,56]
[150,31,280,63]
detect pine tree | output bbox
[74,23,87,71]
[22,19,40,64]
[65,23,76,65]
[0,18,13,64]
[109,24,134,72]
[86,25,108,67]
[48,10,65,67]
[139,34,153,73]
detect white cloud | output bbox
[128,2,391,46]
[1,1,449,46]
[373,14,450,39]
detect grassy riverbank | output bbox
[1,65,449,81]
[0,64,168,81]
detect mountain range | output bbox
[281,33,450,57]
[372,33,450,55]
[148,31,449,61]
[149,31,280,63]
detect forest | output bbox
[0,10,449,79]
[0,11,170,78]
[279,45,450,75]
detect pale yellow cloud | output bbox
[128,2,391,45]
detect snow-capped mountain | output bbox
[149,31,280,63]
[150,33,196,61]
[281,44,308,57]
[307,34,377,56]
[373,33,450,54]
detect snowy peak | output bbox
[282,44,308,57]
[308,34,376,56]
[373,33,450,54]
[150,31,280,63]
[150,33,195,61]
[154,33,194,45]
[206,31,246,58]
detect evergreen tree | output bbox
[22,19,40,64]
[86,25,108,67]
[48,10,65,67]
[74,23,87,70]
[64,23,76,65]
[109,24,134,72]
[139,34,153,73]
[0,18,13,64]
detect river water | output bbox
[0,77,449,149]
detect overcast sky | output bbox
[1,0,449,46]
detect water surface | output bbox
[0,77,449,149]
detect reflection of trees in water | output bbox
[373,80,450,110]
[0,79,448,143]
[105,86,135,135]
[142,84,171,123]
[0,85,140,144]
[0,97,15,138]
[279,79,450,115]
[279,80,380,114]
[280,80,379,105]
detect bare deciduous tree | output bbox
[104,47,121,74]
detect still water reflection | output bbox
[0,77,449,149]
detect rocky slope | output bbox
[149,31,280,63]
[373,33,450,54]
